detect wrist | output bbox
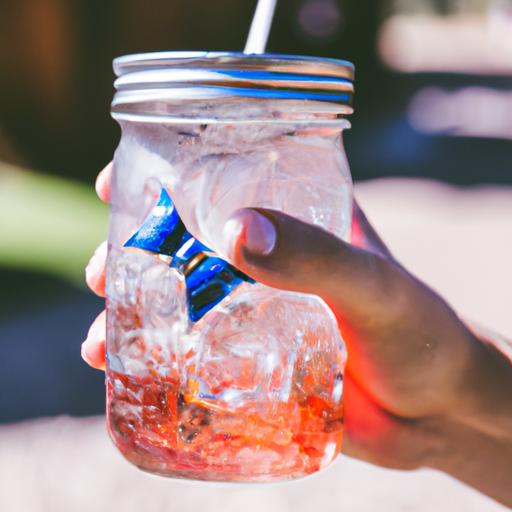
[452,326,512,438]
[416,324,512,507]
[421,414,512,507]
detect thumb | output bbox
[222,208,395,319]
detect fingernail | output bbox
[95,163,112,202]
[223,209,277,258]
[81,340,93,365]
[81,340,106,371]
[85,241,107,283]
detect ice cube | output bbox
[189,286,345,414]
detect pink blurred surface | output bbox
[0,178,510,512]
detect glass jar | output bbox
[107,52,355,482]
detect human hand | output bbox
[83,164,512,506]
[81,164,112,372]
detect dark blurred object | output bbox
[0,269,105,423]
[0,127,25,167]
[296,0,345,41]
[0,0,252,181]
[2,0,509,185]
[367,0,512,183]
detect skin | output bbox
[83,164,512,506]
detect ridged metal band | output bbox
[113,52,355,109]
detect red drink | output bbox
[106,290,344,482]
[107,370,343,481]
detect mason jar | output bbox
[106,52,354,482]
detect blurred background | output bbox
[1,0,511,424]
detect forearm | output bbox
[427,416,512,507]
[457,326,512,438]
[426,327,512,506]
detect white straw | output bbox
[244,0,278,54]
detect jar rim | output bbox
[114,51,355,80]
[112,51,355,112]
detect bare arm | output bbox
[82,165,512,506]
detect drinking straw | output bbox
[244,0,278,54]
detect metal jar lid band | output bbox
[113,52,355,110]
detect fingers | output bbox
[89,163,111,293]
[95,163,112,203]
[352,200,393,260]
[85,241,107,297]
[81,310,106,370]
[223,208,394,320]
[82,165,110,371]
